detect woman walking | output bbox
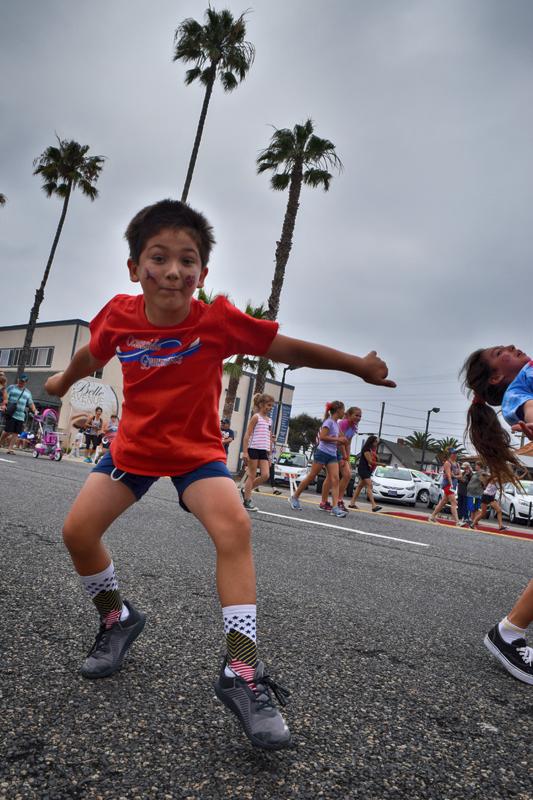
[349,435,382,512]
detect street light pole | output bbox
[420,407,440,473]
[275,365,300,441]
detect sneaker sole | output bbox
[483,634,533,685]
[213,682,292,751]
[81,614,146,679]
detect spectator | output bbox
[0,370,7,410]
[463,460,485,522]
[0,374,37,454]
[349,434,382,512]
[456,462,472,521]
[220,418,234,455]
[83,406,104,463]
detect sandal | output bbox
[348,503,359,509]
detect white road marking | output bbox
[256,510,430,547]
[0,457,15,463]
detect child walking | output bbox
[241,393,275,512]
[462,343,533,685]
[320,405,361,512]
[289,401,347,518]
[45,199,395,750]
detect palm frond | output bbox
[220,70,238,92]
[270,173,291,191]
[303,168,332,190]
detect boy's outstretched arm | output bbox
[44,345,108,398]
[265,334,396,388]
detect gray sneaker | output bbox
[80,600,146,679]
[214,658,291,750]
[243,498,258,511]
[289,496,302,511]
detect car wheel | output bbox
[418,489,429,505]
[32,450,39,458]
[509,505,516,523]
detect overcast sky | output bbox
[2,0,533,445]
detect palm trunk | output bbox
[181,63,217,203]
[222,355,244,421]
[254,164,303,394]
[18,187,72,377]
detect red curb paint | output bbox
[383,511,533,542]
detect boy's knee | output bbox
[62,517,98,555]
[216,512,252,554]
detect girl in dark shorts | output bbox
[241,393,275,511]
[349,434,382,512]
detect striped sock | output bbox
[80,561,126,629]
[223,604,257,685]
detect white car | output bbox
[274,452,309,485]
[500,480,533,524]
[371,466,417,506]
[409,469,434,505]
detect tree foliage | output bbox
[287,413,321,454]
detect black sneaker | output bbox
[214,658,291,750]
[484,624,533,685]
[80,600,146,679]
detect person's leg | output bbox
[183,476,291,747]
[349,476,365,507]
[63,471,146,677]
[429,491,449,521]
[293,462,323,499]
[251,459,270,489]
[321,470,331,505]
[326,462,341,509]
[364,479,382,511]
[5,430,19,453]
[449,495,460,525]
[508,579,533,630]
[470,502,487,528]
[243,458,258,501]
[338,461,351,501]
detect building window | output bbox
[0,346,54,368]
[234,397,240,412]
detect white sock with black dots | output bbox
[80,561,130,625]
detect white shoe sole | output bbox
[484,634,533,685]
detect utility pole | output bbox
[377,402,385,439]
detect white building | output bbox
[0,319,294,473]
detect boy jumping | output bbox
[45,199,395,750]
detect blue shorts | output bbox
[314,449,338,466]
[92,451,232,512]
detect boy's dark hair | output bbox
[461,348,524,487]
[125,199,216,266]
[95,406,103,412]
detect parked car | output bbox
[274,452,310,486]
[315,454,357,497]
[500,480,533,524]
[409,469,434,505]
[371,466,417,506]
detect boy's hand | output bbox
[45,372,68,397]
[359,351,396,387]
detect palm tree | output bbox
[0,193,6,206]
[173,8,255,202]
[405,431,437,451]
[18,138,104,377]
[434,436,465,462]
[221,302,275,422]
[253,118,342,392]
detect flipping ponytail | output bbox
[462,349,524,486]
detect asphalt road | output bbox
[1,453,532,800]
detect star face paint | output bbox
[184,275,196,288]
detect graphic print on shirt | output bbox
[115,335,202,369]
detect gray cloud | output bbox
[1,0,532,443]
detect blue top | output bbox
[6,384,33,421]
[502,361,533,425]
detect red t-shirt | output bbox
[89,294,278,476]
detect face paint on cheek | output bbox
[145,268,157,282]
[185,275,196,288]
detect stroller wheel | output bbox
[54,450,63,462]
[32,450,39,458]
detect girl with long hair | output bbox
[289,401,347,518]
[349,435,382,512]
[241,393,275,511]
[462,343,533,685]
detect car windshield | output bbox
[517,480,533,496]
[278,454,306,467]
[374,467,411,481]
[412,470,430,481]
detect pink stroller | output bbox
[32,408,63,461]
